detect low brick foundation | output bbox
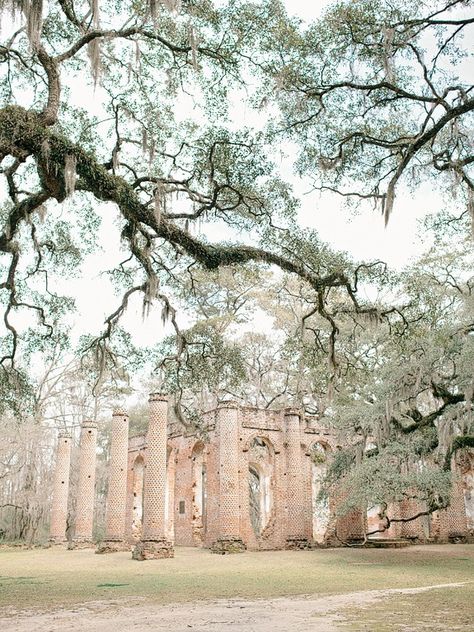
[68,538,95,550]
[96,539,130,554]
[285,537,311,550]
[48,538,67,546]
[132,538,174,560]
[211,537,247,554]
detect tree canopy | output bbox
[0,0,472,367]
[0,0,473,537]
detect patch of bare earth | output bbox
[0,582,468,632]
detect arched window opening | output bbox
[201,464,207,532]
[249,467,261,536]
[311,443,329,543]
[248,437,273,537]
[165,447,175,542]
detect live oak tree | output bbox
[271,0,474,225]
[253,0,474,530]
[0,0,473,538]
[1,0,472,385]
[0,0,383,398]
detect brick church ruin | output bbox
[49,394,474,558]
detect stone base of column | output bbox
[323,534,342,547]
[48,537,68,546]
[132,538,174,560]
[211,536,246,554]
[285,536,311,550]
[68,538,95,550]
[96,539,130,554]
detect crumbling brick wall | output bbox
[125,404,474,549]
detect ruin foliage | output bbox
[0,0,473,534]
[158,234,474,528]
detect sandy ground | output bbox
[0,582,467,632]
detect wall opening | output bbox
[191,442,207,545]
[462,453,474,532]
[249,466,261,535]
[165,447,176,542]
[131,455,145,540]
[248,437,273,538]
[311,442,330,543]
[366,503,384,538]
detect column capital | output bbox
[112,409,129,418]
[148,392,168,403]
[58,430,72,439]
[81,420,98,430]
[217,399,240,410]
[283,407,301,418]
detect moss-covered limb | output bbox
[57,0,81,28]
[365,499,450,538]
[0,190,50,254]
[55,27,197,64]
[37,46,61,126]
[0,105,363,302]
[391,391,465,435]
[444,435,474,470]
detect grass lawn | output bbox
[0,544,473,614]
[342,583,474,631]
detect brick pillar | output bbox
[437,470,469,541]
[399,497,426,540]
[49,431,72,544]
[70,420,98,548]
[97,410,129,553]
[285,408,310,549]
[211,402,246,553]
[132,393,174,560]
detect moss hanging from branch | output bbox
[444,435,474,470]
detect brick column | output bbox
[70,420,98,548]
[132,393,174,560]
[97,410,129,553]
[436,469,469,541]
[211,402,246,553]
[49,431,72,544]
[399,497,427,541]
[285,408,310,548]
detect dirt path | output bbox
[0,582,467,632]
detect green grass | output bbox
[342,583,474,631]
[0,544,473,613]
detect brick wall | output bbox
[125,404,474,550]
